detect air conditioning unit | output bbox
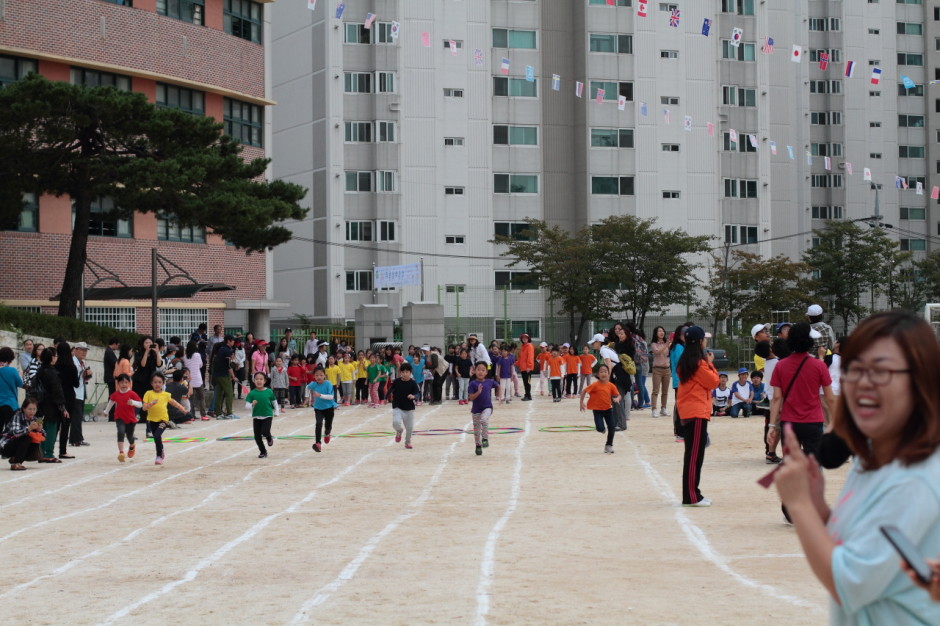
[837,162,845,169]
[389,102,401,111]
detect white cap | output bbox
[540,342,548,347]
[809,328,823,339]
[590,333,606,344]
[704,332,713,339]
[421,345,430,351]
[561,343,570,348]
[73,342,89,350]
[750,323,769,339]
[807,304,824,316]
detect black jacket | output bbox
[37,365,67,423]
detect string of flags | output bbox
[310,0,940,197]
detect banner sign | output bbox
[374,263,421,289]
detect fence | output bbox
[268,326,356,351]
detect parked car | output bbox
[707,348,730,371]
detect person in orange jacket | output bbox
[676,326,719,507]
[516,333,535,401]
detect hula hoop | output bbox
[414,429,466,436]
[337,431,395,438]
[144,437,208,443]
[538,425,595,433]
[217,436,255,441]
[462,427,524,435]
[276,435,317,440]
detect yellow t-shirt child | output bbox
[143,390,172,423]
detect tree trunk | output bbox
[58,190,92,319]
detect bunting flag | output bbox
[870,67,882,85]
[473,48,483,64]
[731,27,743,48]
[576,81,584,98]
[931,186,939,200]
[684,115,692,132]
[596,88,605,104]
[450,40,459,56]
[702,19,712,37]
[525,65,535,82]
[916,181,924,195]
[707,122,714,136]
[818,52,829,71]
[903,178,909,190]
[844,60,856,78]
[761,37,774,54]
[895,177,904,189]
[421,31,431,47]
[551,74,560,90]
[787,145,795,160]
[749,134,758,149]
[639,101,648,116]
[770,141,777,155]
[606,0,615,4]
[791,45,802,63]
[637,0,648,17]
[663,109,671,124]
[390,21,400,39]
[729,128,737,143]
[669,8,680,27]
[500,57,510,75]
[618,95,627,111]
[846,162,853,176]
[902,75,916,90]
[307,0,317,11]
[364,12,376,29]
[864,168,872,181]
[806,151,813,165]
[334,3,344,19]
[824,156,831,170]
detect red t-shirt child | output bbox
[110,389,142,424]
[287,365,305,388]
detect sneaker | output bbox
[228,414,240,420]
[128,444,136,459]
[482,439,489,448]
[765,454,783,464]
[267,436,275,447]
[683,498,712,507]
[155,456,164,466]
[324,435,330,444]
[312,443,322,453]
[405,443,413,449]
[475,445,483,456]
[258,452,267,458]
[674,436,684,442]
[660,409,669,417]
[604,445,612,454]
[522,396,532,401]
[118,452,125,463]
[201,416,211,421]
[395,432,402,443]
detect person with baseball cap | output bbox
[751,323,771,371]
[806,304,835,355]
[516,333,535,401]
[675,326,719,506]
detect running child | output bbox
[246,371,279,458]
[495,344,515,404]
[271,356,289,410]
[547,346,566,402]
[579,345,598,394]
[102,373,142,462]
[468,361,499,456]
[307,366,337,452]
[389,362,420,449]
[142,372,187,465]
[579,363,622,454]
[337,352,356,406]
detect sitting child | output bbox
[728,367,754,418]
[751,371,766,407]
[711,373,730,416]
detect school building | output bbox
[270,0,939,342]
[0,0,287,339]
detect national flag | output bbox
[731,27,743,48]
[663,108,671,124]
[824,156,831,171]
[844,61,856,78]
[683,115,692,132]
[390,21,400,39]
[896,177,904,189]
[307,0,317,11]
[749,134,758,149]
[525,65,535,82]
[818,52,829,71]
[846,163,853,176]
[421,31,431,47]
[787,145,795,160]
[863,168,872,182]
[500,58,510,75]
[791,45,802,63]
[334,3,345,19]
[551,74,560,90]
[902,75,916,90]
[637,0,648,17]
[931,186,939,200]
[607,0,615,4]
[729,128,737,143]
[770,141,777,155]
[576,81,584,98]
[473,48,484,65]
[762,37,774,55]
[707,122,714,136]
[806,151,812,165]
[702,19,712,37]
[916,181,924,195]
[364,12,376,29]
[639,101,648,116]
[450,40,459,56]
[903,178,909,190]
[596,88,605,104]
[669,8,680,27]
[870,67,882,85]
[618,95,627,111]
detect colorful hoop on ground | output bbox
[276,435,316,440]
[462,427,524,435]
[413,429,467,436]
[538,425,595,433]
[337,431,395,438]
[217,436,255,441]
[144,437,208,443]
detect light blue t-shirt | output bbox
[411,358,425,384]
[827,448,940,625]
[0,365,23,410]
[306,380,337,410]
[669,343,684,389]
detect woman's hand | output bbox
[902,558,940,602]
[706,350,715,364]
[773,424,814,510]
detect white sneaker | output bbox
[660,409,669,417]
[604,444,613,454]
[683,498,712,507]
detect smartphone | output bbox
[880,525,933,585]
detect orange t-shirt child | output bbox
[547,355,565,379]
[564,353,580,377]
[581,380,621,451]
[579,354,597,375]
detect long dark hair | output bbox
[652,326,667,344]
[185,340,198,359]
[668,325,686,354]
[677,336,706,383]
[118,344,133,361]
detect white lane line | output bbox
[627,439,823,612]
[0,468,122,511]
[290,414,468,623]
[475,402,534,626]
[101,405,440,625]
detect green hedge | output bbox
[0,306,140,348]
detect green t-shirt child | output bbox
[367,363,382,383]
[245,387,277,418]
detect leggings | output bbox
[392,408,415,444]
[116,420,137,444]
[289,386,302,406]
[681,418,709,505]
[593,409,615,446]
[550,379,562,400]
[565,374,578,396]
[369,382,380,405]
[521,371,532,398]
[253,417,273,454]
[314,408,334,443]
[579,374,592,394]
[356,378,368,402]
[58,417,72,455]
[150,421,167,458]
[539,369,548,393]
[341,381,353,403]
[472,408,492,445]
[499,378,512,401]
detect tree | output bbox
[0,75,308,318]
[495,219,615,343]
[591,215,711,329]
[803,221,898,333]
[916,250,940,304]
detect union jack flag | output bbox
[669,8,680,27]
[473,49,484,65]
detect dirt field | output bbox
[0,392,844,625]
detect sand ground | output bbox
[0,389,844,625]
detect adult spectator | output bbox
[36,347,68,462]
[806,304,835,354]
[103,337,119,421]
[467,334,491,370]
[650,326,671,417]
[18,339,33,373]
[669,324,687,442]
[70,342,92,447]
[676,326,719,507]
[0,346,24,430]
[516,333,535,401]
[114,344,134,379]
[610,324,635,431]
[54,341,79,458]
[284,328,298,356]
[213,335,237,419]
[304,331,319,359]
[0,396,44,470]
[207,324,225,356]
[428,346,446,404]
[132,336,162,421]
[22,342,44,392]
[250,339,269,379]
[773,311,940,623]
[166,370,195,424]
[182,340,207,420]
[632,328,650,409]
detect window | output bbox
[224,0,262,43]
[0,54,37,88]
[494,271,538,291]
[660,50,679,59]
[810,80,842,94]
[590,128,634,148]
[346,270,373,292]
[344,23,372,44]
[870,90,882,97]
[723,179,758,197]
[897,0,923,4]
[722,41,756,61]
[900,239,927,251]
[899,114,925,127]
[660,96,679,105]
[721,86,756,107]
[376,220,396,241]
[661,143,680,152]
[870,153,883,159]
[493,125,538,145]
[898,53,924,66]
[444,40,464,51]
[376,71,396,93]
[102,0,134,5]
[721,0,755,14]
[871,122,882,127]
[375,22,396,44]
[223,98,263,147]
[377,121,396,142]
[70,67,131,91]
[159,308,208,339]
[907,176,927,187]
[899,145,925,158]
[345,171,373,192]
[492,29,537,49]
[899,84,925,96]
[723,133,756,153]
[445,186,465,195]
[897,22,924,35]
[589,34,633,54]
[157,213,205,243]
[156,83,204,116]
[445,235,465,245]
[724,225,759,244]
[444,137,464,146]
[591,176,635,196]
[659,3,678,10]
[590,81,633,101]
[444,87,465,97]
[445,284,466,294]
[344,121,372,143]
[811,206,844,220]
[494,174,539,194]
[662,191,680,199]
[868,28,881,35]
[811,143,843,157]
[76,197,132,238]
[345,221,373,241]
[377,171,397,193]
[900,207,926,220]
[85,307,137,333]
[2,192,38,232]
[344,72,372,93]
[495,320,541,340]
[811,111,842,125]
[811,175,843,188]
[809,18,841,31]
[156,0,204,25]
[494,222,537,241]
[493,77,537,97]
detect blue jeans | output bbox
[638,373,650,405]
[593,409,615,446]
[729,402,753,417]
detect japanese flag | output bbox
[863,168,872,182]
[916,181,924,195]
[846,163,853,176]
[791,45,802,63]
[618,95,627,111]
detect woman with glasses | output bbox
[773,311,940,623]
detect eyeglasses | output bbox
[841,366,911,386]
